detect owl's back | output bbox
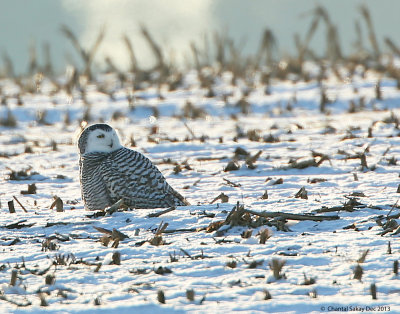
[80,147,188,210]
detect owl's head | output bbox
[78,124,122,154]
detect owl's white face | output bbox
[85,128,122,154]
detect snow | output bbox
[1,69,400,313]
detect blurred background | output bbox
[0,0,400,75]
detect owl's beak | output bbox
[109,140,114,148]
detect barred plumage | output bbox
[78,124,189,210]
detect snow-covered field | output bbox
[1,67,400,313]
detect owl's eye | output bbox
[97,134,105,139]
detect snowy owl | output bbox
[78,123,189,210]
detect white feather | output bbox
[85,128,122,154]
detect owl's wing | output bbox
[100,147,188,208]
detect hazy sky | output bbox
[1,0,400,74]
